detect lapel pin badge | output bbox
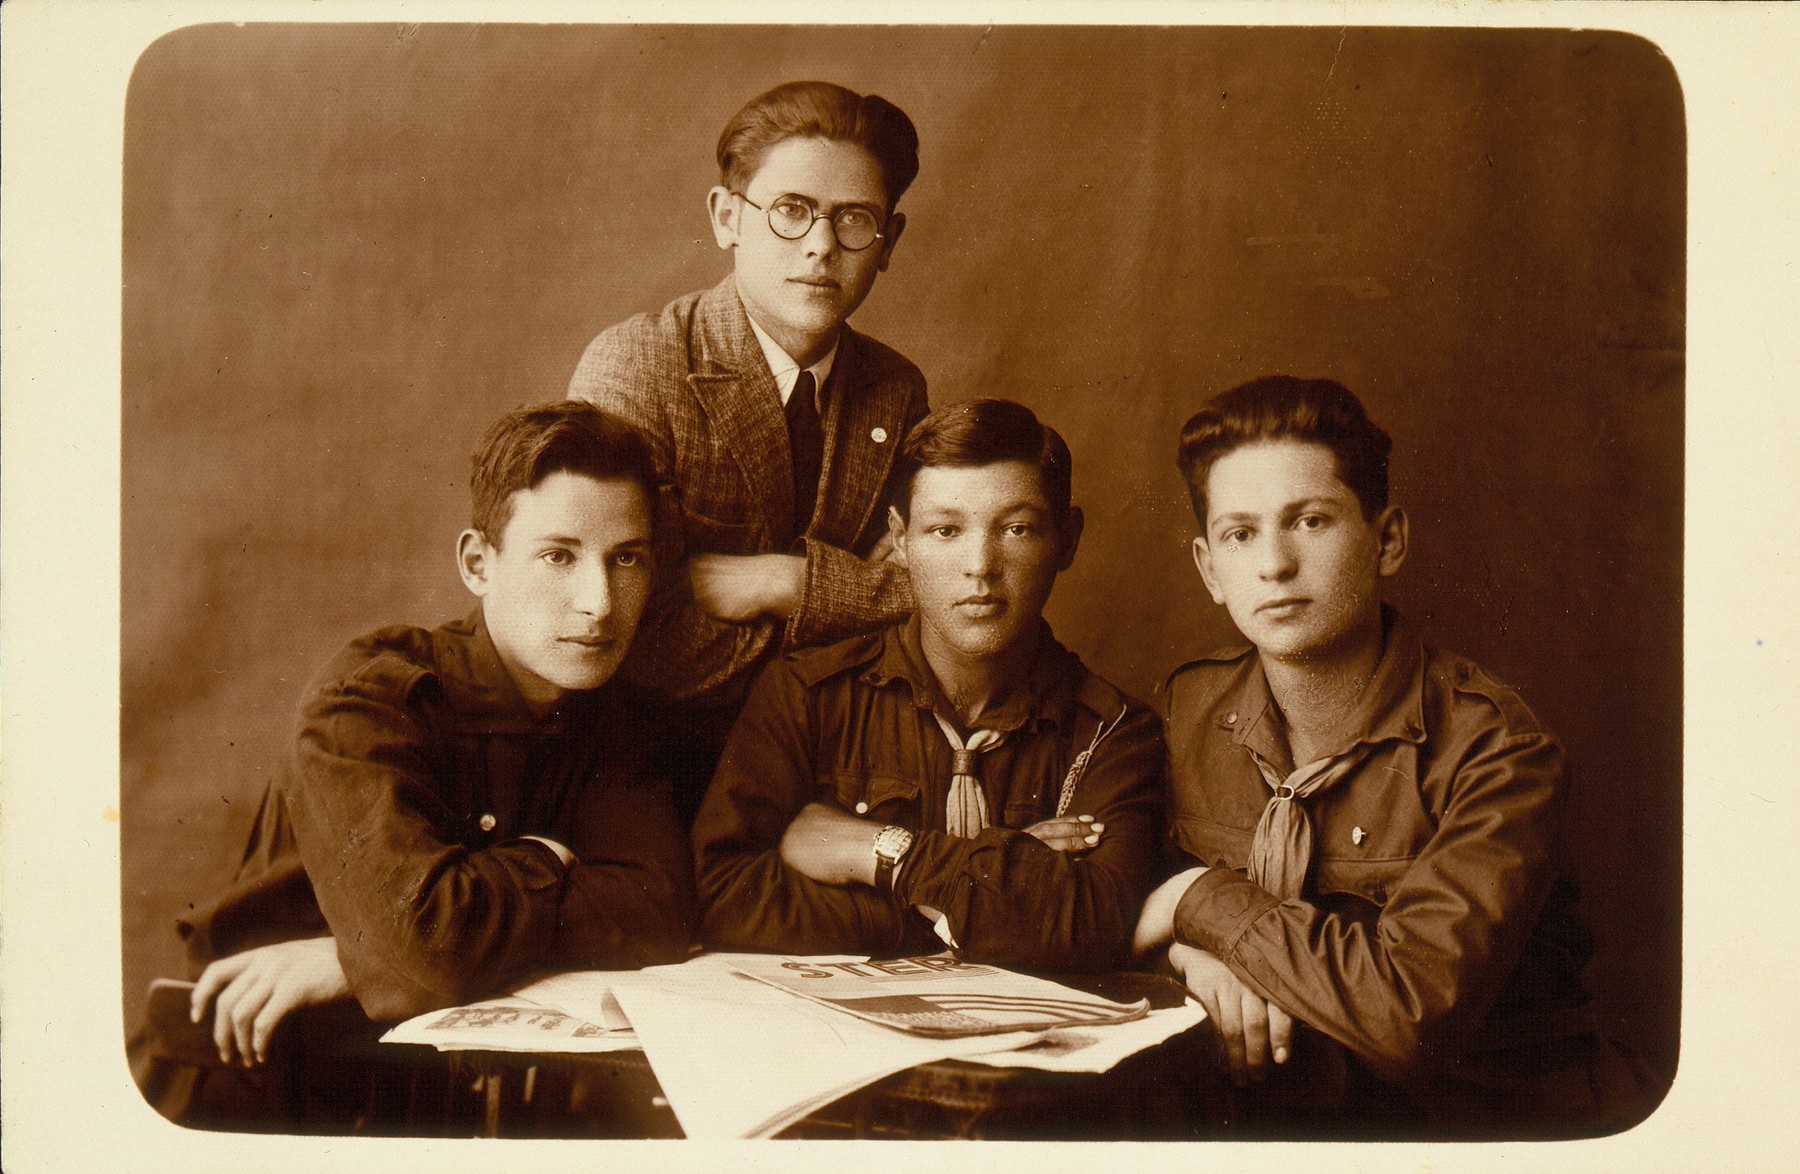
[1352,826,1367,846]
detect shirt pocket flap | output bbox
[1311,855,1415,907]
[829,772,921,821]
[1172,814,1252,868]
[999,798,1047,827]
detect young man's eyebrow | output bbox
[1279,496,1348,516]
[772,191,885,212]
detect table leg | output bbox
[482,1070,503,1138]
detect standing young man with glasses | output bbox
[569,81,929,821]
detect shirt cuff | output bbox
[887,828,974,912]
[1173,868,1282,959]
[784,539,831,646]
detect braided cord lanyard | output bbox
[1054,706,1128,817]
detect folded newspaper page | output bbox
[731,954,1152,1038]
[590,954,1047,1138]
[473,956,1205,1138]
[380,995,637,1054]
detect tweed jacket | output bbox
[569,277,930,707]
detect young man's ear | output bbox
[706,186,742,251]
[456,529,494,597]
[1055,505,1085,572]
[1191,535,1227,605]
[886,505,909,567]
[875,211,906,273]
[1374,505,1409,578]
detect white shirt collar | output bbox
[745,314,838,408]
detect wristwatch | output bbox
[872,825,914,892]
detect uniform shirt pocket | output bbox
[1172,814,1253,870]
[1311,854,1416,908]
[829,772,920,824]
[999,797,1049,828]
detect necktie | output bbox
[1246,745,1373,899]
[784,369,824,539]
[933,712,1005,838]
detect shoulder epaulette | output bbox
[299,624,438,719]
[1430,646,1547,737]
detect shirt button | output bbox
[1225,712,1238,725]
[478,813,497,832]
[855,801,870,815]
[871,427,888,444]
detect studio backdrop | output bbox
[122,24,1683,1080]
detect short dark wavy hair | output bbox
[470,401,657,545]
[717,80,920,210]
[1177,376,1393,525]
[895,398,1073,525]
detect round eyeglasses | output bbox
[735,192,885,251]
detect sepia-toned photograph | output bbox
[107,19,1685,1145]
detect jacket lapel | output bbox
[687,279,795,541]
[816,326,910,545]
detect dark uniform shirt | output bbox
[179,610,696,1022]
[692,617,1166,973]
[1165,608,1595,1097]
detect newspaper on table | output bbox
[728,953,1150,1038]
[515,953,1206,1139]
[380,994,637,1054]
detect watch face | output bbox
[875,826,911,862]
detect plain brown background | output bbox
[120,24,1683,1086]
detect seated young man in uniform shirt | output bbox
[177,402,695,1077]
[1133,376,1658,1135]
[692,399,1164,973]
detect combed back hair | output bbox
[717,81,920,210]
[1177,376,1393,525]
[470,401,658,545]
[895,398,1073,525]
